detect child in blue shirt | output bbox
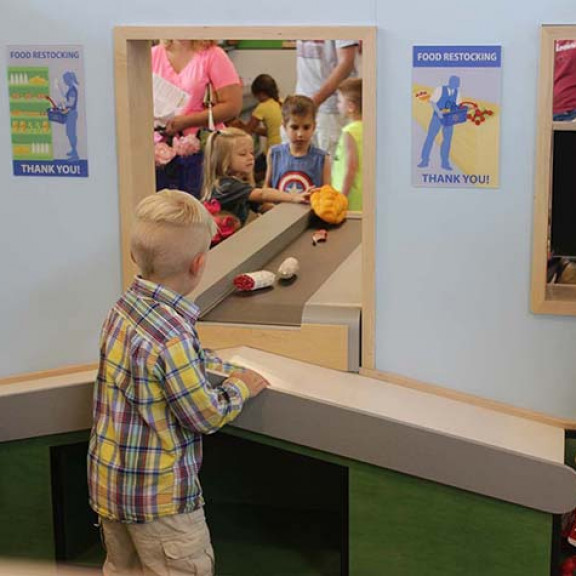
[265,95,331,193]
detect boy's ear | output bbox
[130,250,136,264]
[189,252,207,277]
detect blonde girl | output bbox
[202,128,309,227]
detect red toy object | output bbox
[461,100,494,126]
[561,555,576,575]
[312,229,328,246]
[211,214,240,246]
[203,199,241,247]
[233,271,276,292]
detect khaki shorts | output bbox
[101,508,214,576]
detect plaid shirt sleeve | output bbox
[162,336,250,434]
[204,348,246,375]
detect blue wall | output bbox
[1,0,575,419]
[374,2,576,419]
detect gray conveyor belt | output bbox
[202,218,361,326]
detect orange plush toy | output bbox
[310,185,348,225]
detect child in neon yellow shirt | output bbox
[332,78,363,211]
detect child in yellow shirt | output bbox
[332,78,363,211]
[234,74,283,181]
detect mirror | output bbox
[151,38,364,237]
[114,27,376,370]
[553,39,576,122]
[547,38,576,286]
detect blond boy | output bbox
[332,78,363,211]
[88,189,268,576]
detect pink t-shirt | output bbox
[151,44,240,135]
[554,40,576,115]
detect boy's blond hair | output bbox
[131,189,216,280]
[201,128,254,201]
[338,78,362,114]
[281,95,316,124]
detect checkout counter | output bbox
[1,346,575,575]
[192,203,362,372]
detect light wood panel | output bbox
[114,26,372,42]
[360,27,377,370]
[114,32,157,289]
[360,366,576,429]
[198,323,350,371]
[0,363,96,387]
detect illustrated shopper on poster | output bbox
[62,71,79,161]
[417,74,461,171]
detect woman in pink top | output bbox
[152,40,242,196]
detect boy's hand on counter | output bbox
[230,368,270,397]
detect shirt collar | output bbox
[129,276,200,324]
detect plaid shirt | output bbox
[87,277,249,523]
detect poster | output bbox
[412,46,501,188]
[7,45,88,177]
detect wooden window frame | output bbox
[531,25,576,315]
[113,26,377,368]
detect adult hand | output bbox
[164,115,190,136]
[230,368,270,397]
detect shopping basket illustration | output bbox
[44,95,69,124]
[439,103,468,127]
[47,107,69,124]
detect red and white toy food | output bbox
[233,270,276,292]
[312,229,328,246]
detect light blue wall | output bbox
[374,1,576,419]
[1,1,575,419]
[0,0,376,377]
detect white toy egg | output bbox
[277,257,299,280]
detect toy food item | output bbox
[310,185,348,224]
[277,257,299,280]
[233,271,276,292]
[203,199,241,246]
[312,229,327,246]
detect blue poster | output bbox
[7,45,88,177]
[412,46,501,188]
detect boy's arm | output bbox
[340,132,358,197]
[322,154,332,186]
[162,336,267,434]
[204,348,242,375]
[263,149,273,188]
